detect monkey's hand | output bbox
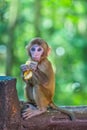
[20,64,32,81]
[28,61,38,71]
[20,64,29,72]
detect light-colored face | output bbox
[30,44,44,61]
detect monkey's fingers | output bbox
[23,112,34,119]
[22,109,46,120]
[22,110,39,119]
[22,109,32,119]
[22,108,31,115]
[22,109,35,119]
[22,107,31,113]
[22,111,31,117]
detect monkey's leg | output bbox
[22,85,48,120]
[50,103,75,121]
[25,84,36,103]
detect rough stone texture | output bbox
[21,106,87,130]
[0,76,21,130]
[1,76,87,130]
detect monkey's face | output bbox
[30,44,44,62]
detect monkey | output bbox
[20,37,75,120]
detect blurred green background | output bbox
[0,0,87,106]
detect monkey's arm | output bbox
[33,68,49,85]
[32,59,52,86]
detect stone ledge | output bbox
[0,76,87,130]
[21,106,87,130]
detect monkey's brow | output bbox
[31,44,39,47]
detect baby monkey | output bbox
[21,37,75,120]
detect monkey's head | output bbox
[26,38,50,62]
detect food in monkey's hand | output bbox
[21,61,38,80]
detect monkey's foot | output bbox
[22,108,46,120]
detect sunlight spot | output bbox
[78,20,86,34]
[56,47,65,56]
[71,82,81,92]
[42,19,53,29]
[0,45,6,54]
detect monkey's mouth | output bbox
[32,56,40,61]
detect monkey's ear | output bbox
[47,47,51,56]
[25,44,31,56]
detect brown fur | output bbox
[21,38,75,120]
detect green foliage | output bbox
[0,0,87,105]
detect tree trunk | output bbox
[34,0,42,37]
[6,0,19,75]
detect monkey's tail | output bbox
[49,102,75,121]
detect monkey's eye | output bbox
[31,47,35,51]
[38,48,42,51]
